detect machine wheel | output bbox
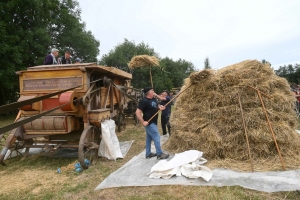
[78,126,100,169]
[0,134,16,166]
[0,133,8,165]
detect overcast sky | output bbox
[77,0,300,70]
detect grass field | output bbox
[0,115,299,200]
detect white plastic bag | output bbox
[98,119,123,160]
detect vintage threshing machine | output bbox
[0,63,132,168]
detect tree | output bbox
[100,39,157,73]
[275,63,300,84]
[262,59,271,66]
[0,0,100,107]
[53,0,99,62]
[100,39,159,88]
[100,39,196,93]
[204,57,211,69]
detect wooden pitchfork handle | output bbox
[147,83,193,123]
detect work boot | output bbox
[146,153,157,159]
[157,153,169,160]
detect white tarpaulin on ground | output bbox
[95,134,300,193]
[148,150,213,182]
[98,119,123,160]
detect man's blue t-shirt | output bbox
[160,96,171,116]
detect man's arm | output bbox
[135,108,148,126]
[153,93,166,101]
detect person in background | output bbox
[135,87,170,160]
[43,48,59,65]
[75,58,82,64]
[169,92,174,99]
[160,90,172,136]
[57,49,72,64]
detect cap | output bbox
[75,58,81,62]
[143,87,153,94]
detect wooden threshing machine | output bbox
[0,63,133,168]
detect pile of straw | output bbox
[128,55,159,69]
[165,60,300,171]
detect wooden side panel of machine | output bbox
[19,68,86,93]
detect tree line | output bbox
[275,63,300,84]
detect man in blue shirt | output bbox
[160,90,172,136]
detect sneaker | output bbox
[146,153,157,159]
[157,153,169,160]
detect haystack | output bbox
[165,60,300,172]
[128,55,159,69]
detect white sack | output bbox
[148,150,213,181]
[98,119,123,160]
[181,164,213,181]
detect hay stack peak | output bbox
[166,60,300,171]
[128,55,159,69]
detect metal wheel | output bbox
[0,123,28,166]
[0,133,9,165]
[78,126,100,169]
[0,134,16,166]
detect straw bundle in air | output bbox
[128,55,159,69]
[165,60,300,171]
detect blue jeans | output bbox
[145,123,163,157]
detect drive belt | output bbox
[0,85,82,115]
[0,100,77,135]
[0,78,103,115]
[0,81,134,134]
[0,83,102,135]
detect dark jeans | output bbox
[161,113,171,135]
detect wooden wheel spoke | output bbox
[83,148,92,155]
[78,126,100,169]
